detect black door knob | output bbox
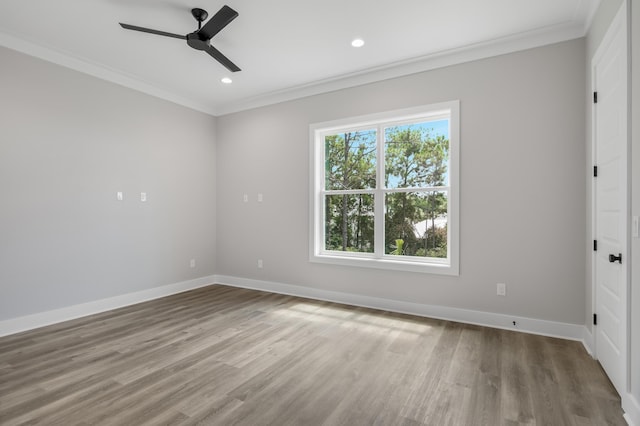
[609,253,622,264]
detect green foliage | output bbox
[324,130,376,252]
[324,122,449,259]
[390,239,404,255]
[385,127,449,188]
[325,193,374,253]
[384,125,449,258]
[325,130,376,191]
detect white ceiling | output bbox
[0,0,599,116]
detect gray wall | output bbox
[0,47,217,320]
[216,39,587,325]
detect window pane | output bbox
[385,120,449,188]
[385,191,448,258]
[325,194,374,253]
[325,129,377,190]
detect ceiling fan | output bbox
[119,5,241,72]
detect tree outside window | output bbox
[310,101,459,275]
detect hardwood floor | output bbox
[0,285,626,425]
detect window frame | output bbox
[309,101,460,275]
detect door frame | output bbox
[590,0,630,397]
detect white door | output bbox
[592,4,628,397]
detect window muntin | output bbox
[310,101,459,275]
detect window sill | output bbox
[310,253,459,276]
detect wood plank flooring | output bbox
[0,285,626,425]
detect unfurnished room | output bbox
[0,0,639,425]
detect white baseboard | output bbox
[0,273,593,350]
[213,275,589,344]
[0,275,216,337]
[623,393,640,426]
[1,273,626,421]
[582,326,595,356]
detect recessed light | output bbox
[221,77,232,84]
[351,38,365,48]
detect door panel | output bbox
[593,5,627,396]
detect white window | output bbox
[309,101,459,275]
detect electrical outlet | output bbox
[497,283,506,296]
[257,259,263,269]
[243,194,248,203]
[140,192,147,202]
[117,192,123,201]
[190,259,196,268]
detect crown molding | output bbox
[0,30,218,116]
[2,17,588,118]
[215,21,586,115]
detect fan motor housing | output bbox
[191,8,208,23]
[187,32,209,50]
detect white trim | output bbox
[214,275,589,344]
[217,22,586,116]
[0,31,218,117]
[309,101,460,275]
[1,20,586,118]
[582,326,595,356]
[0,272,599,376]
[0,275,216,337]
[590,0,629,397]
[623,394,640,426]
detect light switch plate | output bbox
[497,283,506,296]
[117,192,123,201]
[140,192,147,202]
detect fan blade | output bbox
[119,23,185,40]
[198,5,238,40]
[205,45,241,72]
